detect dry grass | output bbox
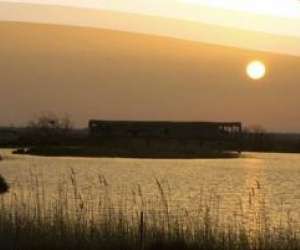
[0,169,299,250]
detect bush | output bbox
[0,175,9,194]
[25,113,74,145]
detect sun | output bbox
[246,61,266,80]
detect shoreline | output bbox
[12,146,241,159]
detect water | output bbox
[1,149,300,228]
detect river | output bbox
[1,149,300,229]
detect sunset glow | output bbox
[0,2,300,132]
[1,0,300,43]
[1,0,300,247]
[181,0,300,19]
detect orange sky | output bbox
[0,2,300,56]
[4,0,300,20]
[1,21,300,132]
[0,3,300,132]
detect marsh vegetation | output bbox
[0,169,299,250]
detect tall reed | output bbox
[0,169,299,250]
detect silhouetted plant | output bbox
[25,112,74,145]
[0,175,9,194]
[0,173,298,250]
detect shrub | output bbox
[0,175,9,194]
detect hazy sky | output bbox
[1,2,300,132]
[1,1,300,57]
[2,0,300,39]
[5,0,300,19]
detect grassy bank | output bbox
[0,171,299,250]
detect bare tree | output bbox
[26,113,74,145]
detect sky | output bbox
[182,0,300,18]
[0,1,300,132]
[1,0,300,57]
[5,0,300,19]
[2,0,300,39]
